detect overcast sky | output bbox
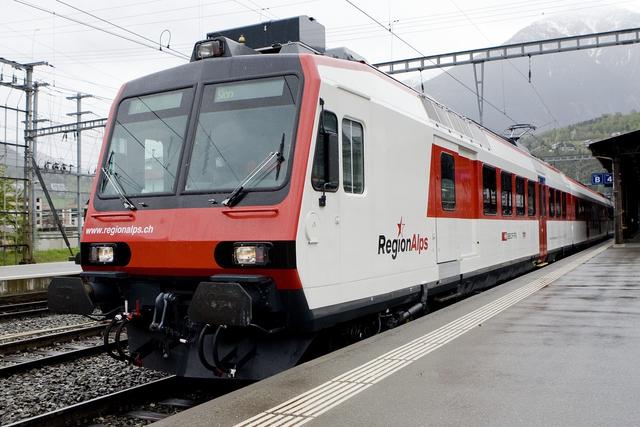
[2,0,640,171]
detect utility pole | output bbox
[31,82,49,253]
[66,92,92,247]
[23,66,34,263]
[0,58,50,263]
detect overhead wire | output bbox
[0,22,125,88]
[13,0,191,61]
[54,0,191,60]
[343,0,520,125]
[0,0,319,39]
[233,0,278,20]
[330,0,635,43]
[0,0,180,27]
[447,0,561,128]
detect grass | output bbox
[0,248,76,266]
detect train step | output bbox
[434,292,463,303]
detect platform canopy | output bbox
[589,129,640,244]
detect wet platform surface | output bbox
[0,261,79,281]
[156,240,640,426]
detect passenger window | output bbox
[440,152,456,210]
[311,111,339,192]
[515,177,525,216]
[482,165,497,215]
[549,188,555,217]
[555,191,561,217]
[342,119,364,194]
[501,172,513,216]
[560,192,566,218]
[527,181,536,216]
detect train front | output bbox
[46,20,324,379]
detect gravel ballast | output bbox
[0,336,104,368]
[0,313,95,338]
[0,354,167,425]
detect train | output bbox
[48,16,613,380]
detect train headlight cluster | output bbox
[195,40,224,59]
[89,244,115,264]
[233,243,271,266]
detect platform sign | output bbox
[591,173,613,186]
[591,173,604,185]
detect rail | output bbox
[0,323,105,353]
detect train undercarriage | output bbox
[48,272,431,380]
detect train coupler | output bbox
[104,313,157,365]
[197,324,257,378]
[149,292,178,332]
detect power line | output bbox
[55,0,191,60]
[447,0,560,127]
[329,0,635,43]
[343,0,520,125]
[328,0,595,34]
[233,0,278,20]
[344,0,425,57]
[0,0,318,39]
[0,0,179,28]
[13,0,190,61]
[0,24,125,88]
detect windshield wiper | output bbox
[101,157,137,210]
[222,134,286,207]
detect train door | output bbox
[337,92,371,284]
[538,177,548,260]
[302,106,341,287]
[434,139,459,264]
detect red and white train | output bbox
[49,16,612,379]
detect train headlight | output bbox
[89,244,115,264]
[233,243,271,266]
[196,40,224,59]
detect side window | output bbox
[555,190,561,217]
[501,171,513,216]
[527,181,536,216]
[441,152,456,210]
[311,111,338,192]
[562,192,567,218]
[342,119,364,194]
[515,176,525,216]
[540,185,546,217]
[549,188,555,217]
[482,165,497,215]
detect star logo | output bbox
[397,217,405,237]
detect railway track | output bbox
[0,300,49,320]
[0,292,47,304]
[0,292,49,320]
[5,375,246,427]
[0,322,106,353]
[0,337,121,378]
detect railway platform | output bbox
[156,239,640,426]
[0,261,79,281]
[0,261,80,296]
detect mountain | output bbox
[417,8,640,135]
[518,110,640,185]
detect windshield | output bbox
[100,88,193,197]
[185,75,299,192]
